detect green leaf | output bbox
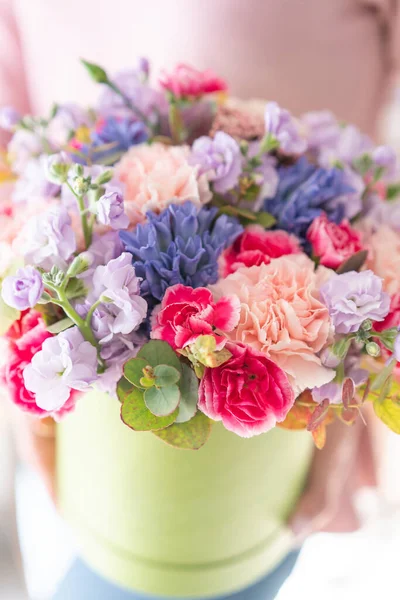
[154,364,181,387]
[121,388,178,431]
[81,59,109,84]
[336,250,368,274]
[371,360,396,392]
[124,358,150,388]
[144,385,181,416]
[65,278,87,301]
[117,377,133,403]
[375,327,398,352]
[137,340,182,373]
[176,363,199,424]
[153,411,212,450]
[373,394,400,434]
[253,211,277,229]
[386,183,400,201]
[46,317,74,334]
[331,337,351,360]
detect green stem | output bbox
[57,288,98,348]
[85,298,103,326]
[66,182,92,248]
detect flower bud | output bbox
[366,341,380,357]
[72,175,90,196]
[361,319,373,331]
[95,170,114,186]
[81,59,109,84]
[45,152,71,184]
[66,254,91,277]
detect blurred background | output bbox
[2,50,400,600]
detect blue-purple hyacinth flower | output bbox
[120,201,243,306]
[91,117,149,152]
[264,157,354,244]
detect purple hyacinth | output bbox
[96,188,129,230]
[91,116,149,152]
[264,157,355,244]
[190,131,243,194]
[120,201,243,306]
[320,270,390,334]
[2,266,44,310]
[23,326,98,412]
[264,102,307,155]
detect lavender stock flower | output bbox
[264,102,307,154]
[320,270,390,334]
[2,266,44,310]
[96,188,129,229]
[23,327,98,412]
[190,132,243,194]
[120,201,243,305]
[18,206,76,271]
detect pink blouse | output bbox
[0,0,399,144]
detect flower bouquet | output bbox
[1,59,400,596]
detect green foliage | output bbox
[175,364,199,423]
[153,364,181,387]
[153,411,212,450]
[121,388,179,431]
[336,250,368,274]
[144,384,181,416]
[137,340,182,372]
[386,183,400,201]
[46,317,73,334]
[123,358,150,389]
[81,59,109,84]
[373,392,400,434]
[218,205,276,229]
[116,377,133,403]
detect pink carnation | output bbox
[198,342,294,437]
[159,64,227,99]
[211,255,334,394]
[366,225,400,294]
[151,284,240,350]
[221,226,301,276]
[306,213,365,269]
[117,143,211,225]
[2,311,77,420]
[374,292,400,332]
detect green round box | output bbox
[57,391,313,598]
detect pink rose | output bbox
[151,284,240,350]
[211,255,334,394]
[2,311,77,419]
[198,342,294,437]
[306,213,364,269]
[221,225,301,276]
[159,64,227,99]
[117,143,211,226]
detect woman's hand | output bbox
[289,417,377,544]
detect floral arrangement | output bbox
[1,59,400,450]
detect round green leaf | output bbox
[137,340,182,373]
[121,388,178,432]
[176,363,198,424]
[144,385,181,417]
[116,377,133,403]
[123,358,150,388]
[153,411,212,450]
[154,364,181,387]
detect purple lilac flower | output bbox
[312,354,368,404]
[120,201,243,305]
[190,132,243,194]
[0,106,21,131]
[91,117,148,152]
[318,125,373,168]
[320,270,390,334]
[264,102,307,155]
[372,145,398,181]
[98,69,167,122]
[82,253,148,343]
[96,188,129,230]
[264,157,354,243]
[78,231,124,282]
[301,111,341,151]
[23,326,98,412]
[2,266,44,310]
[19,206,76,271]
[12,156,61,203]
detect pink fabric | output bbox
[0,0,399,147]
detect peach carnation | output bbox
[210,254,334,394]
[116,143,211,225]
[365,225,400,295]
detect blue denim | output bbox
[53,551,300,600]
